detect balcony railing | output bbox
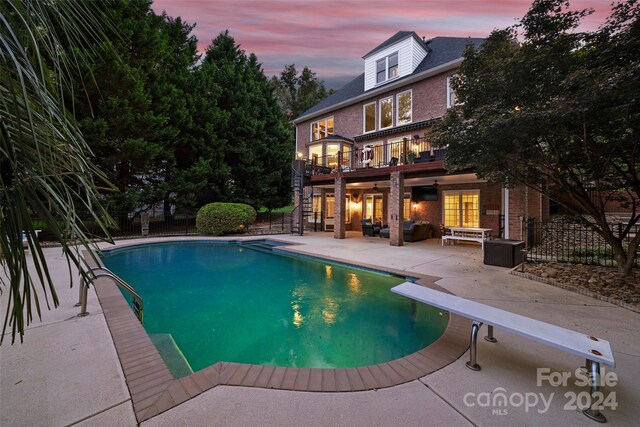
[305,137,445,175]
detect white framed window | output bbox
[379,97,393,129]
[363,102,376,133]
[389,193,412,220]
[309,144,323,165]
[443,190,480,228]
[310,116,334,141]
[325,193,351,223]
[326,143,340,170]
[404,193,412,220]
[396,90,412,125]
[376,52,399,84]
[446,76,457,108]
[311,194,322,222]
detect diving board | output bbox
[391,282,615,423]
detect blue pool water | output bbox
[100,241,448,372]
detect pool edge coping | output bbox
[89,237,470,423]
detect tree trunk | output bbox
[592,218,636,280]
[619,233,640,279]
[611,242,635,279]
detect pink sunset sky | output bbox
[152,0,613,89]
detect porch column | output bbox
[334,175,346,239]
[389,171,404,246]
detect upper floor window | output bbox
[379,97,393,129]
[311,116,334,141]
[396,90,412,125]
[446,76,457,108]
[363,102,376,133]
[376,52,399,84]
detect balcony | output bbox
[303,137,445,177]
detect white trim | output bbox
[362,102,377,134]
[379,96,393,130]
[446,75,457,109]
[294,58,464,124]
[503,187,510,239]
[396,89,412,125]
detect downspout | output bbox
[503,187,510,239]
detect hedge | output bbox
[196,203,257,236]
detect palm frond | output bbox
[0,0,116,344]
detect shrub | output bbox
[196,203,257,235]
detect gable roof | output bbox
[362,31,426,59]
[294,36,484,124]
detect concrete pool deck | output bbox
[1,232,639,426]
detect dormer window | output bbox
[376,52,399,84]
[363,32,428,91]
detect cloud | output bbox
[152,0,614,87]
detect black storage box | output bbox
[484,239,525,268]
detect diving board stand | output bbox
[391,282,615,423]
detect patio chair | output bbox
[361,219,381,237]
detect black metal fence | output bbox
[253,211,292,233]
[33,211,198,242]
[524,217,639,267]
[34,210,292,242]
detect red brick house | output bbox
[292,31,547,244]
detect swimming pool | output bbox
[100,241,448,374]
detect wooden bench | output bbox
[391,282,615,422]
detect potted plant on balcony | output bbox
[406,151,416,164]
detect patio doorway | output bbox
[364,194,384,225]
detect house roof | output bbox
[294,36,484,124]
[362,31,425,59]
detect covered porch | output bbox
[304,168,506,247]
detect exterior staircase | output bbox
[290,162,314,236]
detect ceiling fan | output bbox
[372,183,379,192]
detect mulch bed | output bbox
[515,262,640,310]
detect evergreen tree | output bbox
[271,64,332,122]
[74,0,199,217]
[199,31,293,209]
